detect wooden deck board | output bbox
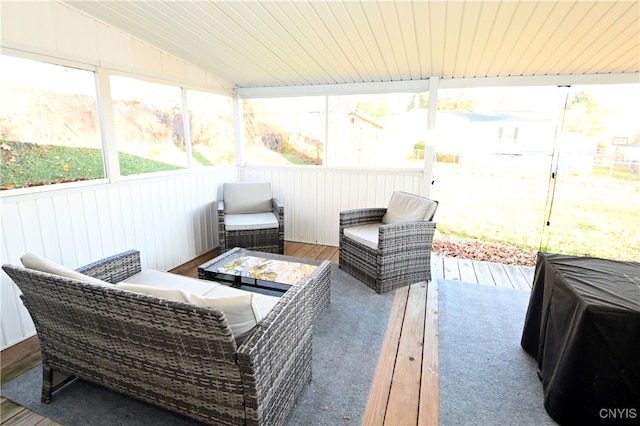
[471,260,495,285]
[457,258,477,283]
[442,256,461,281]
[519,265,535,287]
[486,261,514,288]
[418,280,439,426]
[430,255,444,283]
[503,264,531,291]
[384,282,427,425]
[362,286,410,425]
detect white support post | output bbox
[95,68,120,182]
[181,88,193,169]
[323,95,330,165]
[232,96,245,173]
[423,76,439,198]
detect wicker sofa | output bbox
[2,250,331,426]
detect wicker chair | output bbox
[339,191,438,294]
[218,182,284,254]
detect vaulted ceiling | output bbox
[64,0,640,89]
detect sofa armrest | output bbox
[378,221,437,252]
[75,250,141,283]
[236,264,319,425]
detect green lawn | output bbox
[431,162,640,262]
[1,141,183,189]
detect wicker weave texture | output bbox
[218,199,285,254]
[2,249,324,425]
[339,208,437,294]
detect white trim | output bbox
[103,66,235,97]
[437,73,640,89]
[238,80,431,98]
[237,73,639,98]
[0,47,97,72]
[0,48,234,97]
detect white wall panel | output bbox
[0,167,239,350]
[243,166,424,246]
[0,0,234,94]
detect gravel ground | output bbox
[433,235,537,266]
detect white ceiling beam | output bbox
[238,73,638,98]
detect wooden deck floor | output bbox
[1,242,534,426]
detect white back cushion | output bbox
[122,269,221,295]
[223,182,272,214]
[382,191,438,224]
[20,253,113,287]
[115,281,265,344]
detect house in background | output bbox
[1,0,638,351]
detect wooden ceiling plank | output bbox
[464,0,500,78]
[493,1,544,77]
[211,1,320,86]
[552,1,639,75]
[307,1,366,83]
[479,1,522,78]
[392,1,423,80]
[359,1,397,81]
[198,1,305,86]
[411,0,429,80]
[375,0,412,80]
[61,0,639,88]
[426,1,447,77]
[454,1,483,79]
[342,1,392,82]
[279,0,355,85]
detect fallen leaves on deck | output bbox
[433,235,536,266]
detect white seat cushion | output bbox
[344,223,381,250]
[223,182,272,214]
[382,191,438,224]
[122,269,221,295]
[116,269,279,344]
[20,252,113,287]
[224,212,279,231]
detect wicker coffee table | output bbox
[198,247,331,318]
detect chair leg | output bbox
[41,363,53,403]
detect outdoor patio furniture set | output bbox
[2,183,437,425]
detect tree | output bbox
[356,97,390,119]
[563,90,607,138]
[406,92,477,111]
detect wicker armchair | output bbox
[2,250,329,425]
[339,191,438,294]
[218,182,284,254]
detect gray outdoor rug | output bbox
[1,264,395,425]
[439,279,557,426]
